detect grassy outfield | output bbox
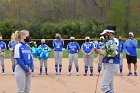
[5,49,140,58]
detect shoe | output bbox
[90,73,93,76]
[127,72,132,76]
[59,72,62,75]
[39,73,42,75]
[55,72,58,75]
[45,73,48,75]
[96,73,100,76]
[84,73,87,76]
[67,72,71,76]
[12,72,15,75]
[134,72,138,76]
[2,73,5,75]
[120,73,123,76]
[76,72,79,76]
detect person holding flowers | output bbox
[99,25,120,93]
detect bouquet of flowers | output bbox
[100,40,119,59]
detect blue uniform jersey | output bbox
[53,39,64,51]
[67,42,80,54]
[14,42,34,72]
[8,40,17,49]
[0,41,6,52]
[102,38,120,64]
[118,41,123,53]
[124,39,138,56]
[96,42,105,49]
[81,42,94,53]
[38,44,50,50]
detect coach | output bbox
[124,32,138,76]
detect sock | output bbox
[12,65,15,72]
[59,65,62,73]
[45,68,47,74]
[106,90,112,93]
[40,66,42,74]
[68,66,72,72]
[90,67,93,74]
[76,66,79,72]
[55,65,58,73]
[98,64,102,73]
[84,66,88,74]
[120,65,123,73]
[2,66,4,73]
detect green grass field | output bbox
[5,49,140,58]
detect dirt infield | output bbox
[0,58,140,93]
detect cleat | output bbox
[84,73,87,76]
[2,73,5,75]
[127,72,132,76]
[67,72,71,76]
[76,72,79,76]
[90,73,93,76]
[134,72,138,76]
[120,73,123,76]
[12,72,15,75]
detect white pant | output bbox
[83,53,93,67]
[101,63,119,93]
[10,54,16,66]
[0,55,4,66]
[40,59,47,68]
[68,53,78,67]
[15,65,32,93]
[54,51,63,65]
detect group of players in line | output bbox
[0,25,138,93]
[0,30,138,77]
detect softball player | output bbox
[118,36,124,76]
[38,39,50,75]
[14,30,34,93]
[0,36,6,75]
[96,36,105,75]
[81,36,95,76]
[8,35,17,75]
[67,37,80,76]
[53,33,64,75]
[100,25,120,93]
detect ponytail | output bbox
[14,30,20,42]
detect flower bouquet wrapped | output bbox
[100,40,119,59]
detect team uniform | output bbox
[53,39,64,75]
[81,42,95,75]
[0,41,6,74]
[101,38,120,93]
[118,40,123,75]
[96,41,105,74]
[67,41,80,75]
[124,39,138,64]
[38,44,50,75]
[8,40,17,74]
[14,42,34,93]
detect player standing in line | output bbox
[0,36,6,75]
[14,30,34,93]
[38,39,50,75]
[124,32,138,76]
[96,36,105,75]
[117,35,124,76]
[100,25,120,93]
[8,31,19,75]
[81,36,95,76]
[53,33,64,75]
[67,37,80,76]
